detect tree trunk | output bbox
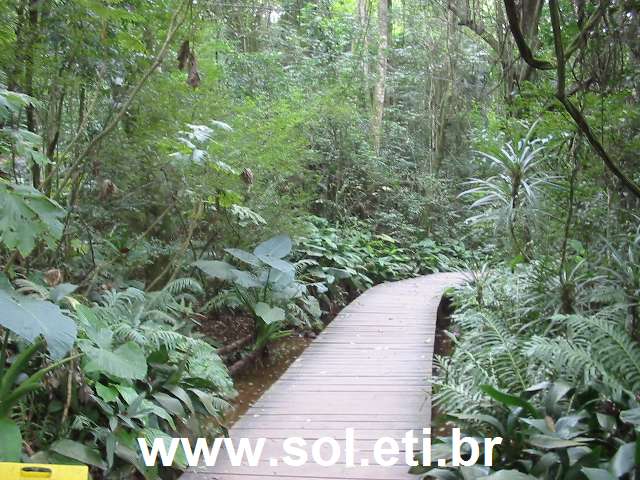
[357,0,370,108]
[25,0,40,189]
[517,0,544,82]
[371,0,389,154]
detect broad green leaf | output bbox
[83,342,147,380]
[0,273,11,290]
[193,260,235,281]
[520,418,551,434]
[0,89,37,117]
[115,384,139,404]
[266,268,295,288]
[256,253,295,273]
[74,304,103,328]
[480,385,540,418]
[482,471,538,479]
[225,248,260,266]
[49,283,78,303]
[461,466,492,478]
[153,392,185,417]
[95,383,119,402]
[545,382,573,411]
[81,326,113,350]
[189,388,218,416]
[325,267,351,279]
[611,442,635,477]
[531,451,560,475]
[49,439,107,468]
[596,413,616,431]
[0,418,22,461]
[408,467,457,479]
[113,429,158,478]
[232,270,262,288]
[451,413,505,435]
[254,302,286,324]
[166,386,194,414]
[555,414,587,435]
[0,180,65,256]
[140,400,176,430]
[582,468,617,480]
[254,234,292,259]
[0,289,76,359]
[528,434,590,449]
[620,408,640,426]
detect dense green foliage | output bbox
[0,0,638,478]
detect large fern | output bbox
[526,314,640,399]
[87,279,235,398]
[432,310,531,414]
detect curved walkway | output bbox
[183,272,466,480]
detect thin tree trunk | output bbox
[357,0,370,107]
[433,91,450,173]
[371,0,389,154]
[43,87,64,195]
[26,0,39,189]
[50,0,189,195]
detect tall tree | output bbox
[357,0,370,107]
[372,0,389,154]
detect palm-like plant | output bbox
[460,122,554,260]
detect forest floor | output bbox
[199,313,314,425]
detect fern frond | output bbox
[112,323,148,345]
[163,277,203,296]
[526,314,640,398]
[569,315,640,393]
[15,279,49,298]
[295,259,319,272]
[205,289,243,311]
[147,329,185,350]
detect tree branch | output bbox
[447,2,500,53]
[565,1,606,60]
[51,0,190,194]
[549,0,640,200]
[503,0,555,70]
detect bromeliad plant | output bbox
[195,234,323,348]
[459,122,557,261]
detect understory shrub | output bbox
[419,244,640,479]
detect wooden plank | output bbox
[181,273,464,480]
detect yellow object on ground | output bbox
[0,463,88,479]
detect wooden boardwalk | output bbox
[183,273,465,480]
